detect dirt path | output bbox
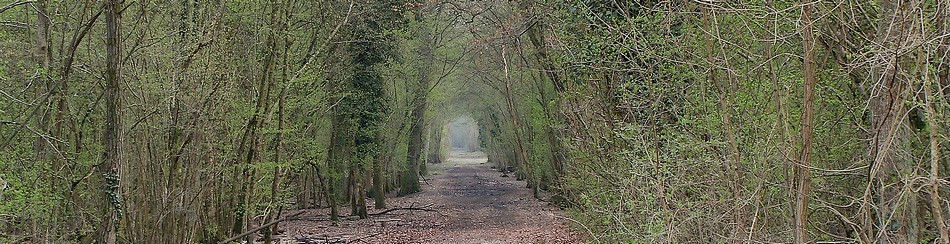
[276,151,583,243]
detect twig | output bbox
[0,21,28,29]
[0,1,34,14]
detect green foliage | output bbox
[3,0,947,242]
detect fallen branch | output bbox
[373,218,402,228]
[420,174,431,186]
[373,218,402,222]
[217,211,304,244]
[550,213,595,240]
[349,231,385,243]
[369,203,439,216]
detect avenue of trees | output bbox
[1,0,949,243]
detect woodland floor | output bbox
[274,151,584,243]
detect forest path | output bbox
[276,151,583,243]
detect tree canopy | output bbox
[1,0,949,243]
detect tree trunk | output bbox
[936,0,950,99]
[500,47,529,179]
[921,34,949,244]
[327,109,344,221]
[401,12,434,195]
[263,66,288,244]
[356,172,368,219]
[314,164,338,221]
[229,2,281,236]
[865,0,915,241]
[765,0,793,236]
[703,7,744,241]
[924,76,949,244]
[424,125,441,172]
[526,10,567,186]
[33,0,50,162]
[372,139,387,208]
[33,2,57,239]
[97,0,122,242]
[401,97,425,196]
[794,2,817,242]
